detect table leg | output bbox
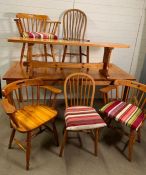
[99,47,113,78]
[26,43,33,75]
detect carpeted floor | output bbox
[0,99,146,175]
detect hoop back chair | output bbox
[62,9,89,63]
[1,78,61,170]
[15,13,60,63]
[59,73,106,157]
[99,80,146,161]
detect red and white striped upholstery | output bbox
[65,106,106,130]
[99,100,145,131]
[23,32,58,39]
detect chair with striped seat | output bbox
[59,72,106,157]
[99,80,146,161]
[1,78,61,170]
[15,13,60,64]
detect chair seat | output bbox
[65,106,106,131]
[99,100,145,130]
[12,105,57,132]
[23,32,58,39]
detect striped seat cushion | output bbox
[99,100,145,130]
[23,32,58,39]
[65,106,106,130]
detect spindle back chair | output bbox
[64,72,95,107]
[59,72,106,157]
[2,78,61,170]
[62,9,89,63]
[99,79,146,161]
[15,13,60,63]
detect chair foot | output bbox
[59,130,68,157]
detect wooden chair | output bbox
[15,13,60,63]
[62,9,89,63]
[99,80,146,161]
[1,78,61,170]
[59,72,106,157]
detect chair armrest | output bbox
[1,99,16,114]
[40,85,62,94]
[100,85,117,93]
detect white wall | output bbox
[0,0,145,86]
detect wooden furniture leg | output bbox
[87,46,89,63]
[50,44,56,62]
[62,45,68,62]
[99,47,113,78]
[128,129,135,161]
[8,129,16,149]
[44,44,48,62]
[59,129,68,157]
[27,43,33,75]
[79,46,82,63]
[20,43,26,64]
[26,132,31,170]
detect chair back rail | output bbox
[16,13,49,34]
[64,72,95,107]
[63,9,87,40]
[2,79,55,110]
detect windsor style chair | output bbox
[15,13,60,63]
[1,78,61,170]
[62,9,89,63]
[59,72,106,157]
[99,80,146,161]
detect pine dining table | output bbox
[4,37,134,85]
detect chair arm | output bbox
[40,85,62,94]
[1,99,16,114]
[100,85,117,93]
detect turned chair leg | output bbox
[44,44,48,62]
[20,43,26,64]
[79,46,82,63]
[52,121,59,146]
[59,129,68,157]
[94,129,99,156]
[62,45,67,62]
[26,132,31,170]
[86,46,89,63]
[50,44,56,62]
[128,129,135,161]
[8,129,16,149]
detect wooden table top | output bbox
[3,61,135,85]
[8,37,130,48]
